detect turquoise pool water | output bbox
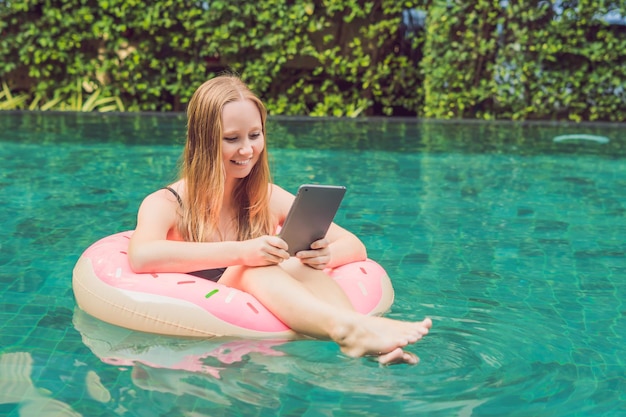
[1,112,625,416]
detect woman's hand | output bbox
[295,238,331,270]
[241,235,290,266]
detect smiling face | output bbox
[221,99,265,181]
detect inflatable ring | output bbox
[72,231,395,338]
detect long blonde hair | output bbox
[179,75,273,242]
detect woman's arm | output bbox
[128,189,239,273]
[319,222,367,268]
[128,188,288,273]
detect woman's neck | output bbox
[222,179,239,211]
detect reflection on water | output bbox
[72,308,440,415]
[0,352,82,416]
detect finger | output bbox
[267,235,289,251]
[378,349,419,365]
[295,248,328,259]
[299,256,330,270]
[262,236,288,253]
[260,253,285,266]
[263,248,288,263]
[309,239,329,250]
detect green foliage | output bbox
[0,82,29,110]
[0,80,125,112]
[1,0,625,120]
[194,0,426,116]
[422,0,500,119]
[422,0,626,121]
[494,0,626,121]
[0,0,422,116]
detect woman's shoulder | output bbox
[138,182,185,219]
[142,180,185,203]
[133,187,182,240]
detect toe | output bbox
[377,348,419,365]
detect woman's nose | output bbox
[239,140,253,154]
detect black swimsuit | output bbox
[164,187,227,283]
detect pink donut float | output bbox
[72,231,395,338]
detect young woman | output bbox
[128,75,432,365]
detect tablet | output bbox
[278,184,346,256]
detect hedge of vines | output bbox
[1,0,625,120]
[423,0,626,121]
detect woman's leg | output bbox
[219,264,431,364]
[277,258,355,311]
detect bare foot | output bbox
[330,316,432,362]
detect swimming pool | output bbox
[1,112,624,416]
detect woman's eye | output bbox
[224,137,238,142]
[250,132,261,139]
